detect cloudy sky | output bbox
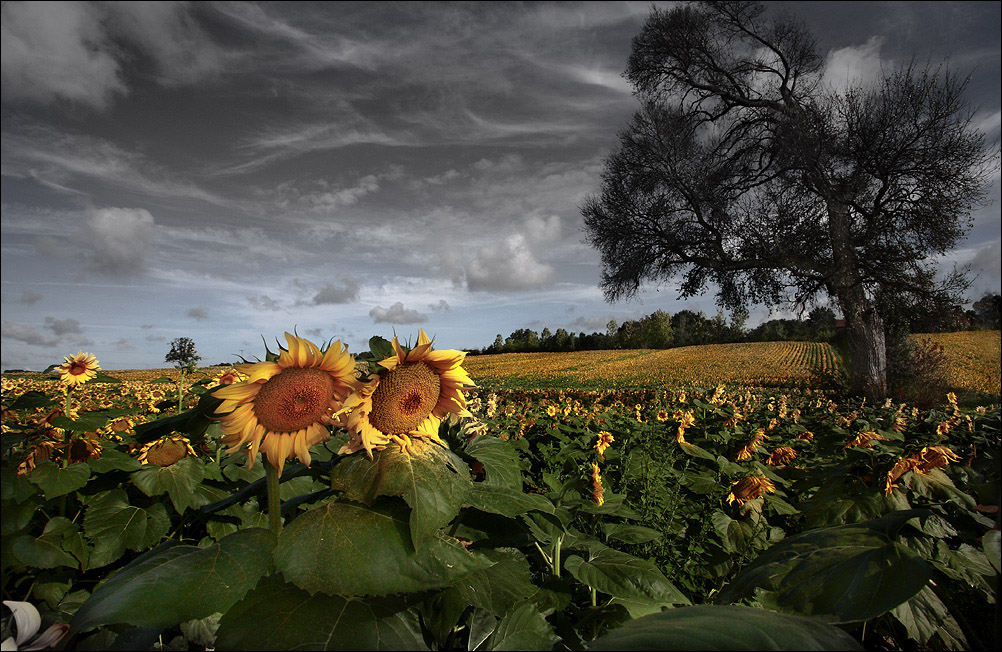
[2,1,999,370]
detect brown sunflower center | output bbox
[368,362,441,435]
[253,367,336,433]
[68,362,89,376]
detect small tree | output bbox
[165,337,201,413]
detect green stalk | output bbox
[265,459,282,536]
[176,371,185,415]
[552,534,563,577]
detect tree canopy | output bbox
[582,1,997,399]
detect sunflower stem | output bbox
[265,460,282,536]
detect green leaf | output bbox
[710,511,762,554]
[718,510,931,623]
[71,528,275,633]
[469,484,554,518]
[602,523,664,545]
[131,457,206,514]
[369,336,396,362]
[443,548,539,617]
[6,390,56,410]
[587,605,862,651]
[563,545,689,607]
[28,459,91,499]
[51,408,132,432]
[481,603,558,651]
[83,489,171,569]
[466,436,523,489]
[12,517,82,569]
[984,530,1000,574]
[331,444,472,548]
[87,449,142,473]
[273,499,492,596]
[890,585,965,647]
[216,576,429,651]
[0,471,38,503]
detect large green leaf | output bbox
[468,484,554,518]
[984,530,1000,574]
[6,390,56,410]
[563,544,689,607]
[710,511,763,554]
[331,444,471,548]
[131,457,206,514]
[586,605,861,650]
[465,436,523,489]
[440,548,539,619]
[719,510,931,623]
[28,459,91,499]
[481,603,558,651]
[216,576,428,651]
[51,408,132,432]
[273,499,492,596]
[72,528,275,632]
[890,585,965,648]
[83,489,171,569]
[12,517,83,569]
[87,449,143,473]
[602,523,663,545]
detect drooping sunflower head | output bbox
[211,333,357,475]
[138,435,196,466]
[56,351,100,386]
[726,475,776,506]
[339,329,476,458]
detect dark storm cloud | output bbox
[44,317,83,336]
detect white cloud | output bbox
[428,300,450,313]
[523,214,561,243]
[115,337,135,351]
[823,36,887,91]
[18,291,42,305]
[79,208,156,276]
[1,1,221,109]
[466,233,555,292]
[1,1,124,108]
[369,302,428,324]
[2,321,61,347]
[248,295,283,311]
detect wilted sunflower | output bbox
[339,329,475,458]
[212,333,357,475]
[56,351,100,386]
[590,463,605,507]
[726,475,776,506]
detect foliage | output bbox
[2,335,999,651]
[165,338,201,374]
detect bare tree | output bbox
[582,1,996,399]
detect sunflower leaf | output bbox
[718,509,932,623]
[71,528,275,633]
[131,457,205,514]
[330,443,472,548]
[28,459,91,499]
[273,499,492,596]
[82,489,171,569]
[587,605,862,651]
[216,576,428,651]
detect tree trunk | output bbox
[827,199,888,401]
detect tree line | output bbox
[471,294,1000,355]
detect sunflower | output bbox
[137,435,196,466]
[56,351,100,386]
[339,329,475,458]
[590,463,605,507]
[212,333,357,475]
[726,475,776,506]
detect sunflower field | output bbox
[1,333,999,651]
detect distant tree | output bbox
[165,337,201,373]
[165,337,201,415]
[488,334,504,354]
[582,1,995,399]
[972,294,1001,330]
[641,309,674,348]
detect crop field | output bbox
[1,332,999,651]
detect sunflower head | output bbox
[56,351,100,386]
[138,435,196,466]
[339,329,476,458]
[726,475,776,506]
[211,333,357,475]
